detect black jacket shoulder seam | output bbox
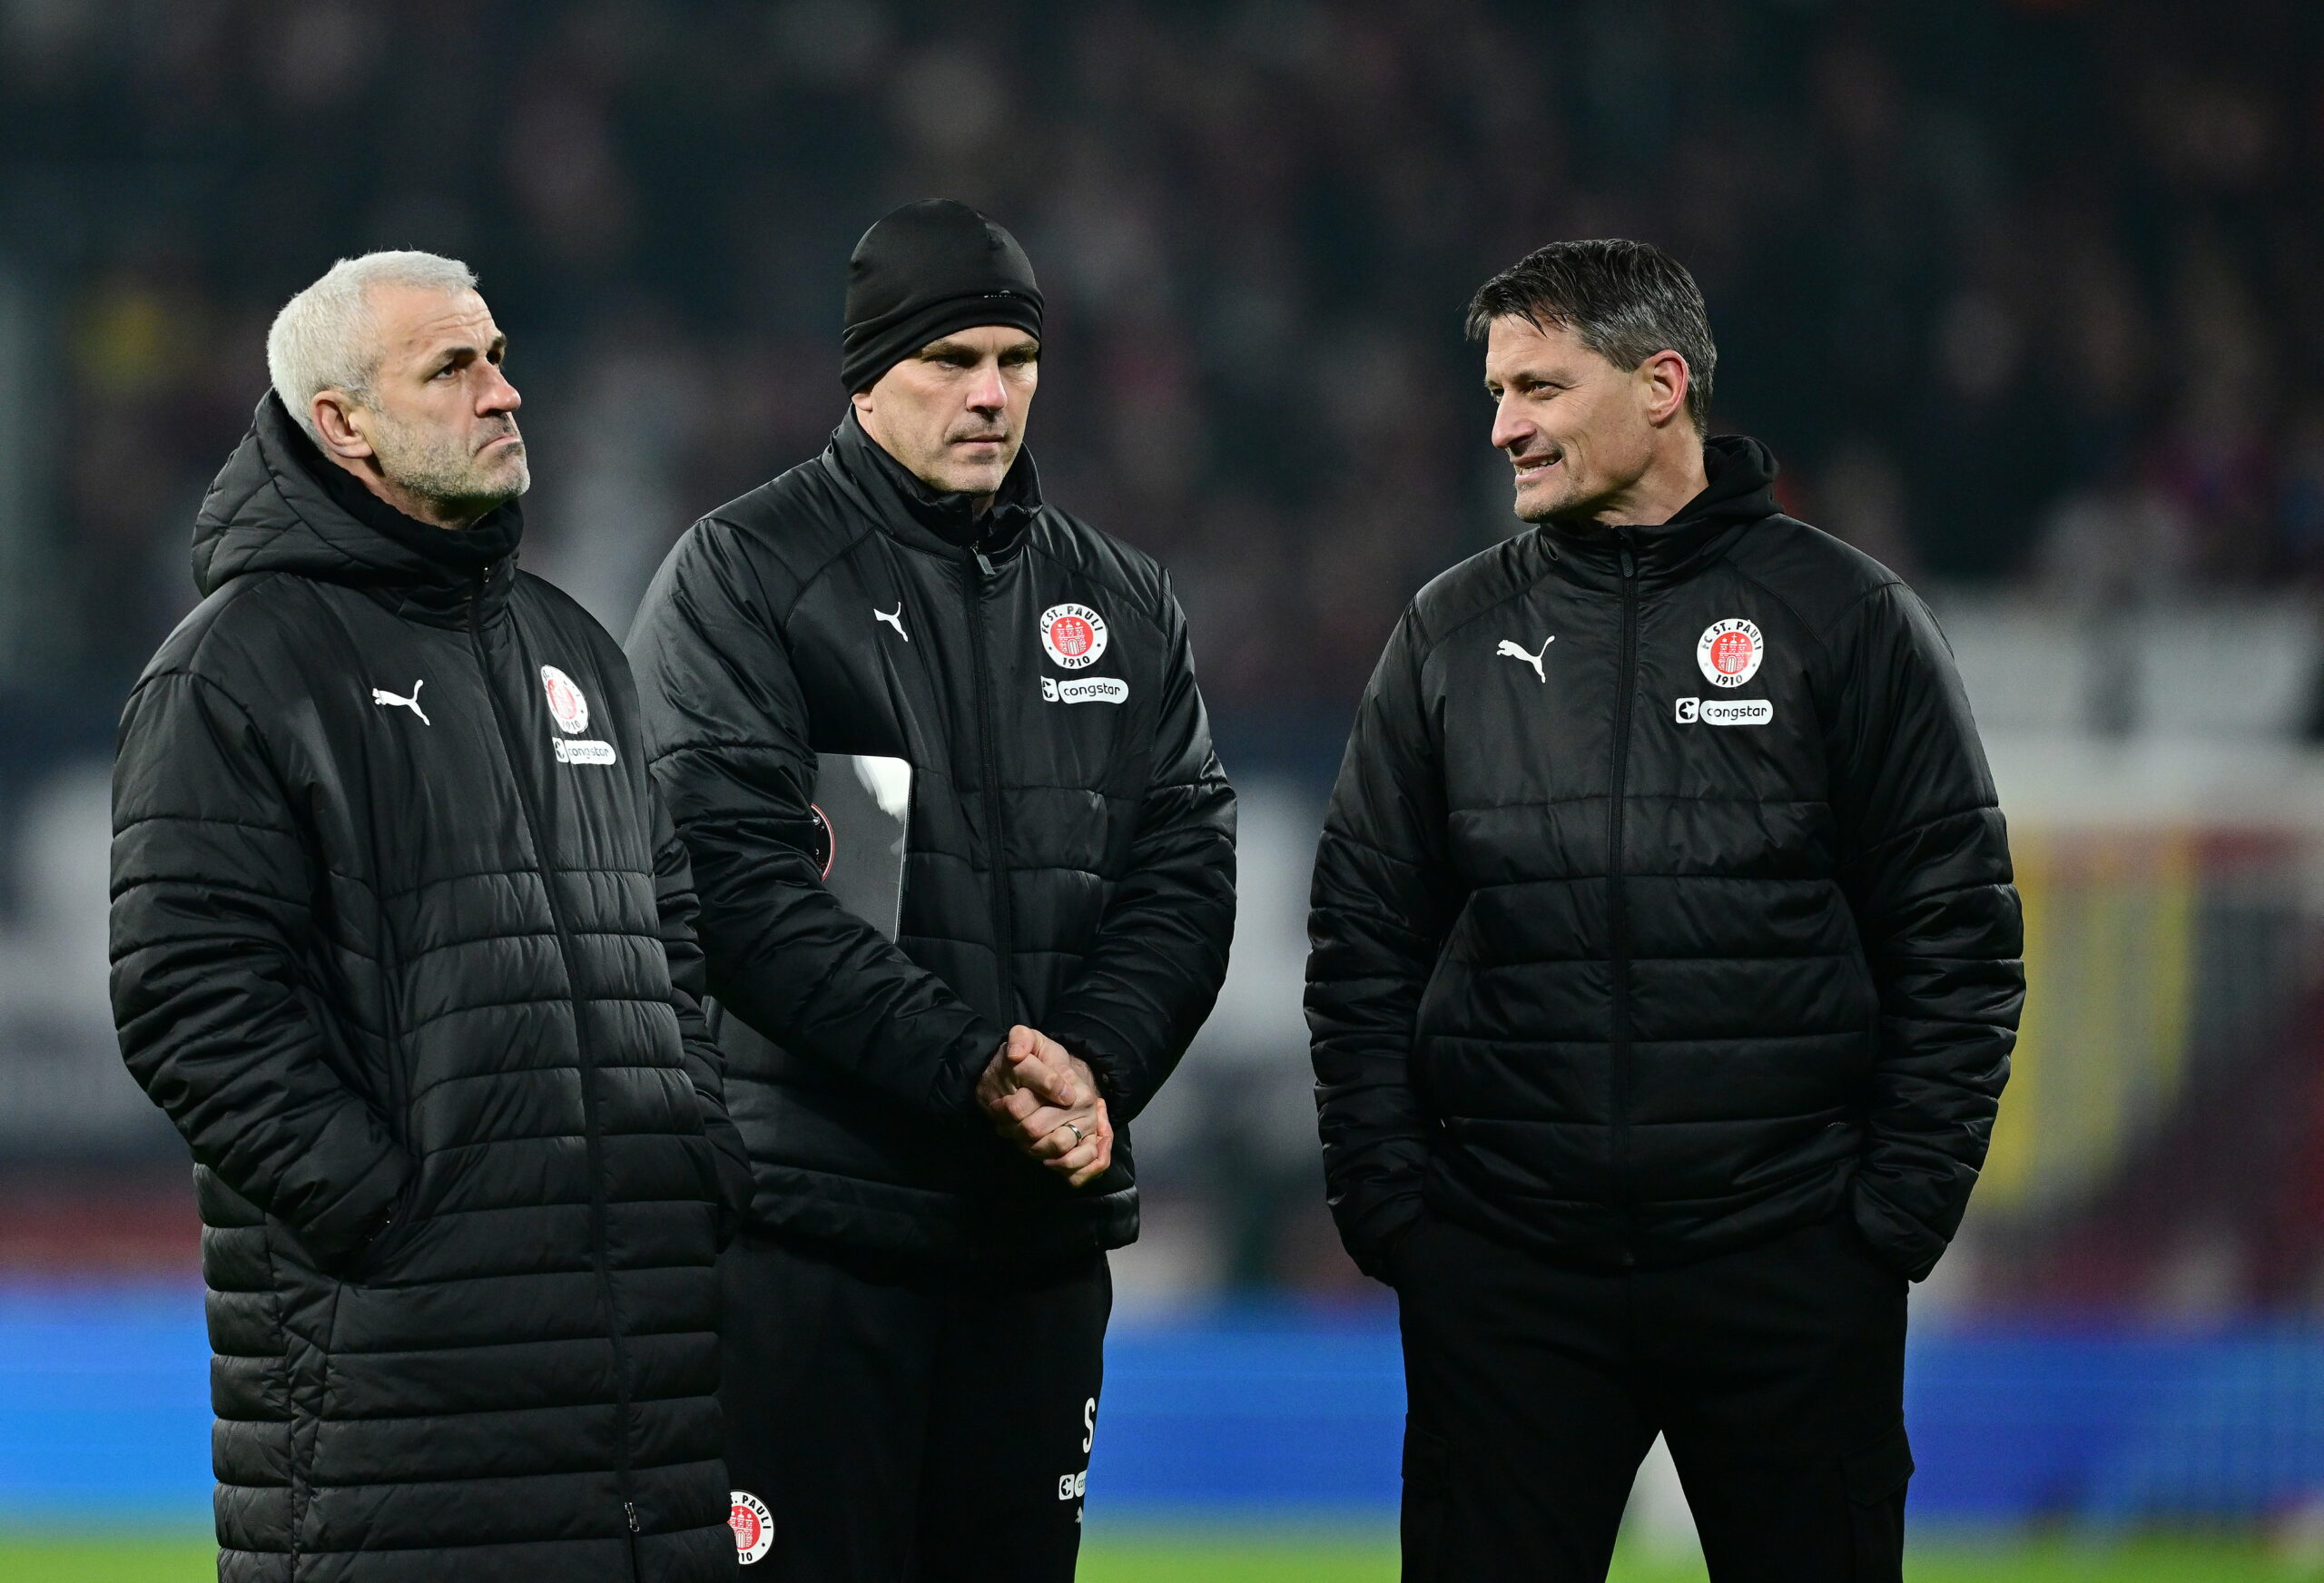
[1725,561,1898,665]
[694,510,874,636]
[164,570,309,682]
[1024,531,1171,641]
[779,522,881,629]
[1415,558,1565,662]
[131,658,271,729]
[1800,576,1908,653]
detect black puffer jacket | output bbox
[1307,437,2023,1282]
[110,395,750,1582]
[626,414,1236,1263]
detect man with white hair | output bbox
[110,251,753,1581]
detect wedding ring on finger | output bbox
[1066,1121,1085,1145]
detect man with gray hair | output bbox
[1308,240,2023,1579]
[111,251,751,1580]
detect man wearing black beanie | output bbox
[629,202,1237,1579]
[837,198,1045,398]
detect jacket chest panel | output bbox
[791,558,1149,833]
[305,599,651,931]
[986,570,1147,799]
[789,569,932,762]
[1437,587,1613,816]
[499,605,655,888]
[1624,589,1828,808]
[1435,577,1831,881]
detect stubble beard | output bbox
[1516,470,1598,526]
[372,408,530,523]
[919,429,1019,499]
[1517,447,1652,526]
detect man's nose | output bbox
[478,362,522,416]
[965,364,1007,414]
[1489,394,1530,454]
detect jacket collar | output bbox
[192,393,524,625]
[1538,434,1780,594]
[825,408,1041,564]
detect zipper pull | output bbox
[973,546,996,578]
[1618,533,1636,580]
[625,1500,640,1533]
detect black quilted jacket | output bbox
[109,395,750,1581]
[626,414,1236,1263]
[1307,437,2024,1283]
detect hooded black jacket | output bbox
[1307,437,2023,1283]
[109,395,751,1582]
[626,414,1236,1263]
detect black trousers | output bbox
[1394,1211,1913,1582]
[717,1231,1109,1581]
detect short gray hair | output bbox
[266,251,478,440]
[1466,239,1718,436]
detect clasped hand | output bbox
[975,1025,1114,1189]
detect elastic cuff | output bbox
[933,1027,1007,1119]
[1850,1185,1945,1282]
[1041,1016,1135,1108]
[298,1144,415,1274]
[1341,1195,1426,1283]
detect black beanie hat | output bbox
[841,200,1045,393]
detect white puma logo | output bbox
[874,603,910,642]
[370,679,429,724]
[1495,636,1554,683]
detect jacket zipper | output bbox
[466,571,645,1575]
[1608,536,1639,1265]
[964,543,1016,1038]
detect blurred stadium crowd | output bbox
[10,0,2319,707]
[15,2,2324,1541]
[5,0,2324,1313]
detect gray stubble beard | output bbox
[372,408,530,523]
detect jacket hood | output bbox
[827,408,1042,560]
[191,392,523,604]
[1542,433,1782,591]
[1669,432,1780,529]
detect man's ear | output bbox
[1639,350,1691,430]
[311,392,376,462]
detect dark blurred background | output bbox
[18,0,2317,698]
[8,0,2324,1552]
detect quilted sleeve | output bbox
[1043,574,1237,1122]
[626,518,1003,1117]
[649,781,754,1239]
[1827,583,2025,1281]
[1305,609,1457,1277]
[110,669,410,1272]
